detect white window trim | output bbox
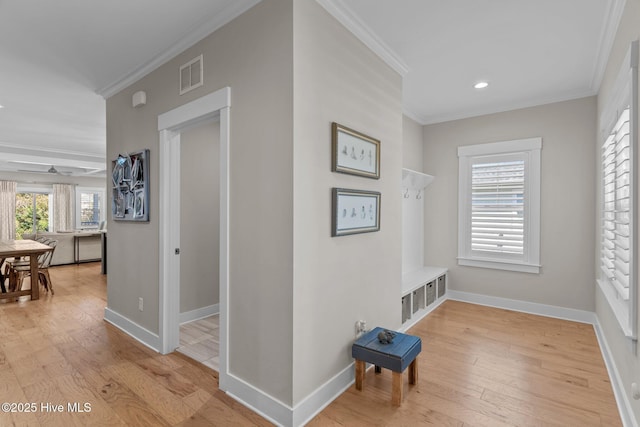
[75,186,105,230]
[597,40,638,344]
[16,184,54,234]
[458,137,542,274]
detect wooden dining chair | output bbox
[5,239,58,294]
[3,236,50,274]
[0,258,7,293]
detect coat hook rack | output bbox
[403,188,410,198]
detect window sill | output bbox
[597,279,635,340]
[457,257,540,274]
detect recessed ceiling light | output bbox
[474,81,489,89]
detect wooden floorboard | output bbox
[0,263,272,427]
[0,263,622,426]
[311,300,622,427]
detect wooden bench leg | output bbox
[355,359,365,391]
[392,371,402,406]
[408,357,418,385]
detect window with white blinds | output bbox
[601,108,631,301]
[458,138,541,273]
[75,187,105,229]
[597,40,638,344]
[471,157,525,256]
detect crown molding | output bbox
[590,0,627,92]
[315,0,409,77]
[402,108,425,125]
[419,87,597,126]
[96,0,261,99]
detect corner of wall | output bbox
[103,307,161,352]
[592,313,639,427]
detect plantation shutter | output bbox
[601,107,631,300]
[470,158,525,256]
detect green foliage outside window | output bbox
[15,193,49,239]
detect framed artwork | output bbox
[112,149,150,221]
[332,188,381,236]
[332,122,380,179]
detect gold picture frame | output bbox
[331,122,380,179]
[332,188,381,236]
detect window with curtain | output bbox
[0,180,17,240]
[15,192,51,238]
[458,138,541,273]
[53,183,74,232]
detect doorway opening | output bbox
[157,88,230,385]
[175,118,221,371]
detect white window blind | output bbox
[79,191,101,227]
[601,107,631,301]
[471,158,525,256]
[458,137,541,274]
[597,40,638,344]
[75,187,105,229]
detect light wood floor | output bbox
[311,301,622,427]
[178,315,219,372]
[0,263,271,426]
[0,263,622,426]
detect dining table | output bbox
[0,239,53,301]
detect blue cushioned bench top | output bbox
[352,327,421,373]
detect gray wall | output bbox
[595,0,640,422]
[106,0,294,404]
[180,120,220,314]
[107,0,403,407]
[291,0,403,404]
[423,96,597,311]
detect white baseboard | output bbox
[592,318,638,427]
[292,363,355,426]
[446,290,597,324]
[224,373,292,426]
[179,303,219,324]
[103,307,161,352]
[223,360,355,427]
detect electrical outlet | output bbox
[138,297,143,311]
[355,320,367,336]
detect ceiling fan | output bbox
[7,160,104,176]
[15,164,73,175]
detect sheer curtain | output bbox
[0,180,17,239]
[53,184,74,232]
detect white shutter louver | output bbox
[458,137,541,273]
[471,159,525,256]
[80,192,100,227]
[601,107,631,300]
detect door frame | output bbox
[157,87,230,387]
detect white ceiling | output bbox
[325,0,624,124]
[0,0,624,175]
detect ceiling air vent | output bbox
[180,54,203,95]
